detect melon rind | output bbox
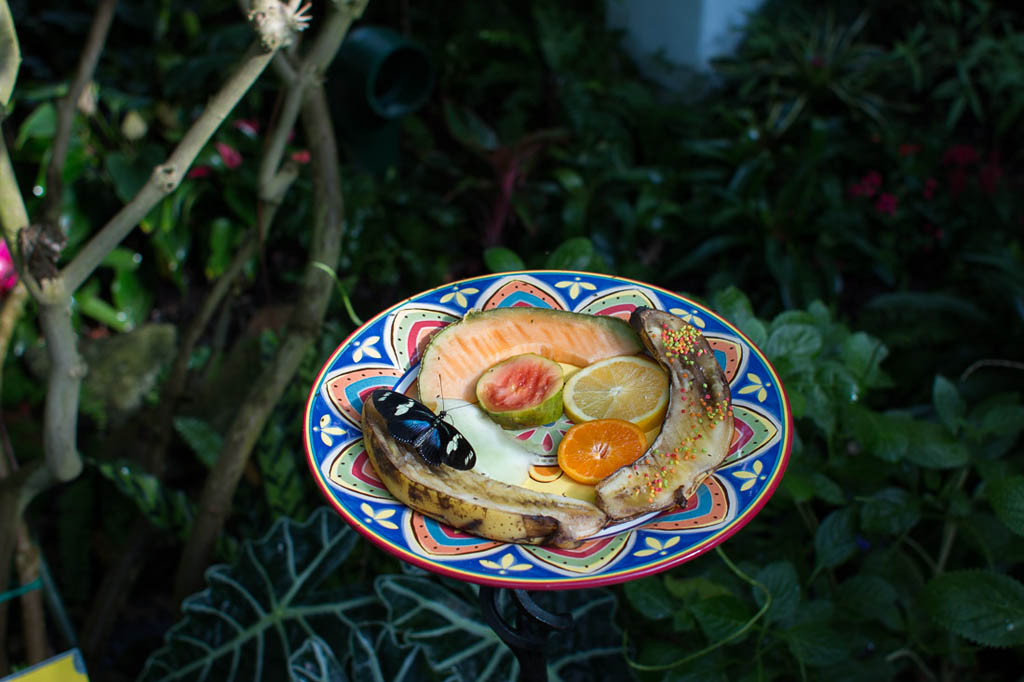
[418,308,643,412]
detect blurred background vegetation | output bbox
[1,0,1022,680]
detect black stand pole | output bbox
[478,587,573,682]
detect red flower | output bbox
[187,165,212,179]
[290,149,311,164]
[0,241,17,293]
[874,192,898,216]
[942,145,979,166]
[898,143,920,157]
[922,177,938,199]
[216,142,243,169]
[848,170,882,198]
[809,55,825,68]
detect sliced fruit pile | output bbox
[362,306,732,546]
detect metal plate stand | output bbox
[478,587,573,682]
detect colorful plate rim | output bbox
[303,270,793,589]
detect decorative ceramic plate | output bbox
[304,271,792,589]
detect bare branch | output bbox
[40,0,117,230]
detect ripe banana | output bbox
[362,392,607,548]
[594,307,733,520]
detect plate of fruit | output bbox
[304,271,792,589]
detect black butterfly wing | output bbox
[420,419,476,470]
[369,389,476,470]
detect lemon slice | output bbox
[562,355,669,432]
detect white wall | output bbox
[606,0,765,88]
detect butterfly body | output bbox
[368,389,476,470]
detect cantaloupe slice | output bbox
[418,308,642,412]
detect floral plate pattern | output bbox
[303,271,792,589]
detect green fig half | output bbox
[475,353,565,429]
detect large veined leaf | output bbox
[348,623,442,682]
[375,575,628,682]
[288,637,349,682]
[138,508,379,681]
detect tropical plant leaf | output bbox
[689,594,752,643]
[624,576,676,621]
[837,574,904,631]
[256,419,311,520]
[860,488,920,537]
[932,375,965,434]
[289,637,350,682]
[815,507,858,570]
[375,575,628,682]
[785,620,852,668]
[923,570,1024,648]
[92,458,194,537]
[173,416,223,468]
[348,623,436,682]
[545,236,595,271]
[988,475,1024,537]
[755,561,801,625]
[138,508,379,681]
[483,246,525,273]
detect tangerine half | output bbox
[556,418,649,485]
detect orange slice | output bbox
[562,354,669,432]
[556,418,649,485]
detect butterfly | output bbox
[368,389,476,470]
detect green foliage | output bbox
[140,508,628,681]
[619,291,1024,680]
[3,0,1023,680]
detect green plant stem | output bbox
[935,469,969,574]
[886,647,938,682]
[40,0,117,229]
[174,67,349,602]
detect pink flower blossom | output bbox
[874,192,898,216]
[942,145,979,166]
[848,171,882,198]
[233,119,259,137]
[0,241,18,293]
[290,149,311,164]
[187,165,212,179]
[216,142,243,169]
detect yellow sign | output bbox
[1,650,89,681]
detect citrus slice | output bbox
[562,354,669,431]
[557,418,649,485]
